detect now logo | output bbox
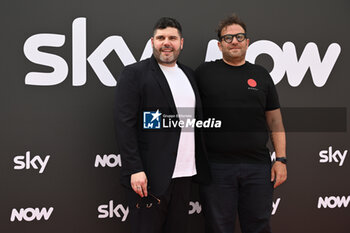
[189,201,201,214]
[318,195,350,209]
[94,154,122,167]
[24,18,341,88]
[206,39,341,87]
[10,207,54,222]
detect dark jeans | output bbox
[126,177,192,233]
[200,163,273,233]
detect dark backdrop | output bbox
[1,0,349,232]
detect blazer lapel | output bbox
[150,56,178,115]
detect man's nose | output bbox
[231,36,239,44]
[163,38,171,45]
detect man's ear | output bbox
[218,41,223,52]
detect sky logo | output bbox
[143,110,161,129]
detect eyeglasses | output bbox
[136,193,161,209]
[220,33,247,43]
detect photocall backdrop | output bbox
[1,0,349,232]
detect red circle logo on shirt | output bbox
[247,79,257,87]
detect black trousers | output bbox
[126,177,192,233]
[200,163,273,233]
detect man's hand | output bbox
[271,162,287,188]
[131,171,148,197]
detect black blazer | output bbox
[115,56,210,196]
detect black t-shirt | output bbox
[195,60,280,164]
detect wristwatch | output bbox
[275,157,287,164]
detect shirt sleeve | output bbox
[265,71,280,111]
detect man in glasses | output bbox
[115,17,209,233]
[195,14,287,233]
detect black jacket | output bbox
[115,55,210,196]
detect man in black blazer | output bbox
[115,17,210,233]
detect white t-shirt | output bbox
[159,63,197,178]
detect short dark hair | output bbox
[153,17,182,37]
[216,14,247,39]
